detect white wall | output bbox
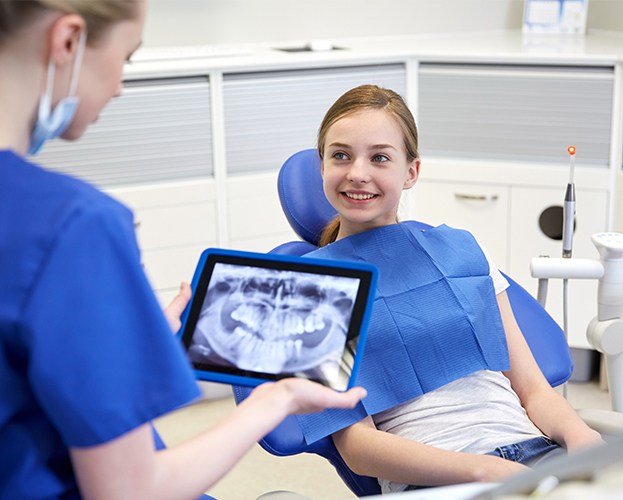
[143,0,524,47]
[143,0,622,48]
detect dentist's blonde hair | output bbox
[317,85,420,247]
[0,0,139,44]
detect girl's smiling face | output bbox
[321,108,419,240]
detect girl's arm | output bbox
[332,416,528,487]
[497,291,604,452]
[70,380,366,500]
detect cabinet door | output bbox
[223,64,406,174]
[509,186,608,349]
[408,179,510,270]
[33,77,213,188]
[226,172,298,252]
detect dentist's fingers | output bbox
[163,282,192,333]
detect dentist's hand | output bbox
[247,378,367,416]
[163,282,192,333]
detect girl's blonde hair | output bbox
[317,85,420,247]
[0,0,139,45]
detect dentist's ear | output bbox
[403,158,420,189]
[48,14,86,66]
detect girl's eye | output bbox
[372,154,389,163]
[333,151,349,161]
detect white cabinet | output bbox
[29,41,622,347]
[408,178,608,349]
[108,180,218,305]
[509,186,608,349]
[226,171,298,253]
[413,61,618,351]
[408,179,510,271]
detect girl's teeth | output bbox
[346,193,374,200]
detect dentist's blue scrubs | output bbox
[0,150,201,499]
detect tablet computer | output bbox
[178,248,377,391]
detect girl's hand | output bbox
[471,455,530,483]
[564,428,605,453]
[163,282,192,333]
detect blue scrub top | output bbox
[0,150,201,499]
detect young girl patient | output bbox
[297,84,604,494]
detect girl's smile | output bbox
[342,190,379,202]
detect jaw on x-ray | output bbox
[188,263,360,380]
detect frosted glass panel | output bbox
[418,64,613,167]
[223,64,406,174]
[34,77,213,188]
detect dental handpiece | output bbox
[562,146,576,258]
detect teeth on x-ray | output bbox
[191,264,359,374]
[229,303,326,337]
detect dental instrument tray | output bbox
[178,248,377,391]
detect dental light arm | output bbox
[587,233,623,413]
[592,233,623,322]
[530,232,623,414]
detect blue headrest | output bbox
[277,149,337,246]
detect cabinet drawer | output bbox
[227,172,295,251]
[133,202,217,250]
[142,244,211,293]
[108,180,218,250]
[409,180,510,270]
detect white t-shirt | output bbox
[372,245,543,494]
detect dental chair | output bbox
[232,148,576,497]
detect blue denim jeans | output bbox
[486,436,566,467]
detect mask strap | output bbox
[43,30,87,101]
[68,31,86,97]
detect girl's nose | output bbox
[346,159,370,183]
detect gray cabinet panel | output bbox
[223,64,407,174]
[34,77,213,188]
[419,64,613,167]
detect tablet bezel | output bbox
[178,248,377,391]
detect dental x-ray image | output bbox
[187,263,361,386]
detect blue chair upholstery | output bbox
[233,148,574,497]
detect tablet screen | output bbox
[179,248,376,391]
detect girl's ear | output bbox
[48,14,86,66]
[403,158,420,189]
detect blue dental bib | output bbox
[297,222,510,444]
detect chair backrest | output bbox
[233,148,574,497]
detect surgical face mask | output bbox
[28,31,87,156]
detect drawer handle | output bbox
[454,193,499,202]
